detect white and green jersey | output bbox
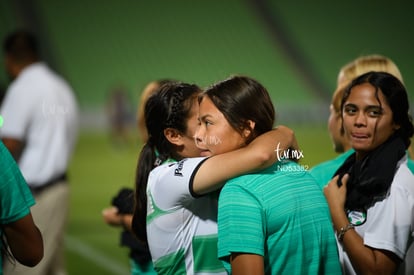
[146,157,226,275]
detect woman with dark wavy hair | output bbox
[324,71,414,274]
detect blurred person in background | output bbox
[0,29,79,275]
[310,54,414,188]
[106,85,134,148]
[102,187,156,275]
[0,140,43,274]
[136,79,175,144]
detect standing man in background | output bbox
[0,29,79,275]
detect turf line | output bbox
[65,235,129,274]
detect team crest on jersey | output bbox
[174,159,186,177]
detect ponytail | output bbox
[131,82,201,243]
[132,142,156,243]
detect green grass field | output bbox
[66,131,139,275]
[65,124,336,274]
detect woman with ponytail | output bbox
[132,81,296,274]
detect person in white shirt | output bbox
[324,71,414,274]
[0,30,79,275]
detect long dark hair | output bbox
[341,71,414,148]
[336,71,414,210]
[132,82,201,242]
[200,75,275,144]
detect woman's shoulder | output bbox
[393,157,414,194]
[148,157,207,187]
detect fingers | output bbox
[325,175,340,188]
[341,174,349,187]
[102,207,121,225]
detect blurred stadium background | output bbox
[1,1,413,274]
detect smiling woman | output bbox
[324,71,414,274]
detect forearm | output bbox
[330,211,369,273]
[121,214,133,231]
[331,209,398,274]
[193,126,295,194]
[230,253,264,275]
[102,207,133,231]
[2,137,24,161]
[4,214,43,267]
[245,125,294,168]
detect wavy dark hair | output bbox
[200,75,275,144]
[341,71,414,148]
[132,82,201,243]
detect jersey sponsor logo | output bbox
[174,159,186,177]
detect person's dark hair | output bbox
[0,83,6,105]
[157,78,176,87]
[200,75,275,144]
[3,30,39,63]
[341,71,414,148]
[132,82,201,242]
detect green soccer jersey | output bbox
[310,150,354,189]
[218,160,342,275]
[0,141,35,274]
[146,157,226,274]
